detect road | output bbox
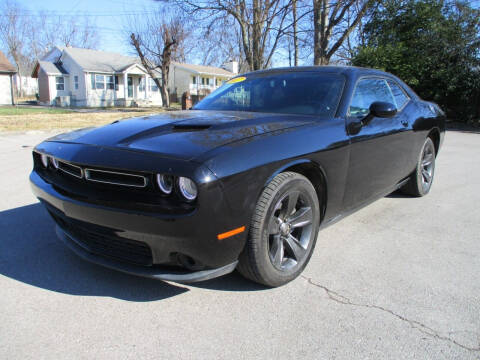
[0,130,478,359]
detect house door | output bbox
[127,76,133,98]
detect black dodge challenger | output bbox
[30,66,445,287]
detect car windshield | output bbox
[193,72,345,117]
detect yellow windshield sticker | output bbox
[227,76,246,84]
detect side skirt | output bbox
[319,177,410,231]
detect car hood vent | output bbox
[172,124,211,131]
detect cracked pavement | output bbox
[0,130,479,359]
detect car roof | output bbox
[241,65,419,99]
[242,65,391,78]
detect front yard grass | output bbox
[0,106,168,132]
[0,106,73,116]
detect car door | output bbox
[343,77,412,210]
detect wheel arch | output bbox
[264,159,328,222]
[427,128,441,157]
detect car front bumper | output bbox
[30,171,246,282]
[56,225,238,282]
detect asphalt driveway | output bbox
[0,130,478,359]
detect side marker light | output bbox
[217,226,246,240]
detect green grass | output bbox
[0,106,73,116]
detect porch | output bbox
[115,69,161,107]
[188,74,227,96]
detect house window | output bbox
[74,75,78,90]
[149,78,159,92]
[95,74,105,89]
[56,76,64,91]
[115,76,119,91]
[139,78,145,92]
[202,77,206,85]
[106,75,115,90]
[192,76,196,85]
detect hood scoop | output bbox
[172,124,211,132]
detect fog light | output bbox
[156,174,174,194]
[40,154,49,168]
[178,177,197,201]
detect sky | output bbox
[16,0,157,56]
[13,0,480,66]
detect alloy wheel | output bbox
[421,143,435,191]
[267,190,313,271]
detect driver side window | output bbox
[349,78,395,118]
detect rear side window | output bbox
[387,80,409,110]
[349,78,395,117]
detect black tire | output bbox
[237,172,321,287]
[401,137,436,197]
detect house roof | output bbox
[172,62,234,77]
[37,61,68,76]
[0,51,16,73]
[63,47,141,73]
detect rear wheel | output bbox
[402,137,436,196]
[237,172,320,287]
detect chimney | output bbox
[222,61,238,74]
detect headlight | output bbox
[156,174,174,194]
[40,154,49,168]
[51,157,59,169]
[178,177,197,201]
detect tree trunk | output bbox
[252,0,263,70]
[313,0,375,65]
[292,0,298,66]
[313,0,331,65]
[130,33,174,108]
[12,54,22,97]
[130,33,166,108]
[160,81,169,108]
[160,56,170,108]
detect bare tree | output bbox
[192,13,248,69]
[0,0,100,97]
[127,9,188,107]
[167,0,293,71]
[0,0,30,95]
[312,0,376,65]
[284,0,312,66]
[37,12,100,50]
[334,0,372,63]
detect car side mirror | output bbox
[361,101,397,126]
[370,101,397,118]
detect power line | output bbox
[0,10,159,17]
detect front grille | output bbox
[85,168,147,188]
[32,152,196,214]
[50,212,153,266]
[58,161,83,178]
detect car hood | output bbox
[47,110,316,161]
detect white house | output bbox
[0,50,16,105]
[32,46,163,107]
[169,61,238,99]
[13,72,38,97]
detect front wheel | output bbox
[402,137,436,196]
[237,172,320,287]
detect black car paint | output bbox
[30,66,445,280]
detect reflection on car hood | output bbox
[47,110,316,161]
